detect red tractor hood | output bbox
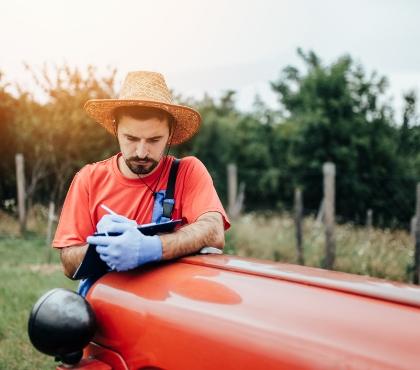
[85,255,420,370]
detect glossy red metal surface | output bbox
[86,255,420,369]
[56,358,112,370]
[84,343,129,370]
[182,255,420,308]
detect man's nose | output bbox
[136,141,149,159]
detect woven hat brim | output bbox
[84,99,201,145]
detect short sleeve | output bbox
[52,169,95,248]
[179,158,230,230]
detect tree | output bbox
[271,49,411,224]
[173,91,239,204]
[13,64,119,206]
[0,71,19,205]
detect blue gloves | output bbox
[87,215,162,272]
[96,214,137,234]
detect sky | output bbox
[1,0,419,119]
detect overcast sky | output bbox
[1,0,419,119]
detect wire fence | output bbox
[227,162,420,284]
[2,155,420,284]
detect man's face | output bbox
[117,115,170,176]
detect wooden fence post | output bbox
[15,153,26,235]
[46,201,56,263]
[323,162,336,269]
[294,188,304,265]
[411,216,416,241]
[227,163,237,218]
[227,163,245,219]
[413,183,420,285]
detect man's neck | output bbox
[117,155,163,179]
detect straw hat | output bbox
[84,71,201,145]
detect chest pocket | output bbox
[151,158,180,223]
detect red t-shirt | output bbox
[53,154,230,248]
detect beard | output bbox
[125,156,159,175]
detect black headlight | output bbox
[28,288,96,365]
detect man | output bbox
[53,71,230,280]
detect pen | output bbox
[100,204,118,215]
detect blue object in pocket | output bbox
[152,190,171,224]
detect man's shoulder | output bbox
[178,156,209,177]
[179,156,205,169]
[77,155,116,179]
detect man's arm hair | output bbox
[59,244,88,279]
[160,211,225,260]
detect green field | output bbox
[227,213,414,282]
[0,209,415,369]
[0,235,77,370]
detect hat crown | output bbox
[84,70,201,145]
[119,71,173,104]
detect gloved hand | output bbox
[86,222,162,272]
[96,214,137,234]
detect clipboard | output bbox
[72,219,182,280]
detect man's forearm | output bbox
[160,212,225,260]
[58,212,225,277]
[59,244,88,279]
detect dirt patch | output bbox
[24,264,63,275]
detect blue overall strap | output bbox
[152,190,166,223]
[162,158,180,219]
[77,273,105,297]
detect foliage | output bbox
[0,72,19,202]
[270,49,419,224]
[1,51,419,226]
[8,65,119,205]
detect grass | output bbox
[0,208,415,369]
[0,212,77,369]
[225,212,414,282]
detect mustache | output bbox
[128,156,152,162]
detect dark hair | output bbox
[113,106,175,136]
